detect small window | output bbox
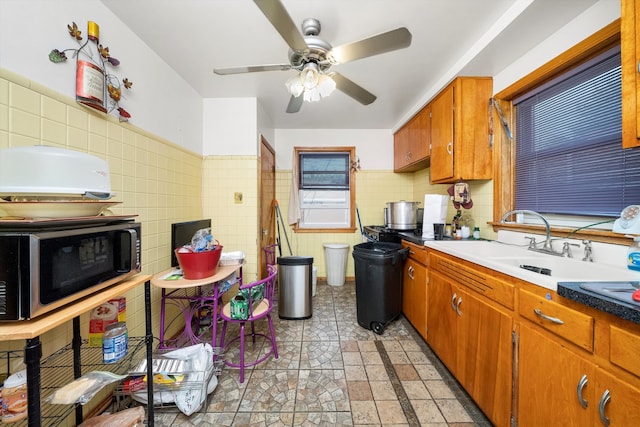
[294,147,356,231]
[299,152,350,190]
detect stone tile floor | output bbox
[150,280,493,426]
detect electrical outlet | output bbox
[234,192,243,204]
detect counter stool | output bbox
[218,265,279,383]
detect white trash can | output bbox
[312,266,317,296]
[323,243,350,286]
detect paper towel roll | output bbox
[422,194,449,239]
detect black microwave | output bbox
[0,222,141,321]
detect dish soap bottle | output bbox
[627,236,640,271]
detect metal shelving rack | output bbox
[1,338,148,426]
[0,275,154,427]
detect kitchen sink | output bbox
[485,255,632,281]
[425,239,640,290]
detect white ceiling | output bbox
[100,0,601,130]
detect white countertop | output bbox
[423,231,640,291]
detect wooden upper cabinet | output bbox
[430,84,454,181]
[621,0,640,148]
[429,77,493,183]
[393,106,430,172]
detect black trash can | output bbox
[277,256,314,320]
[352,242,409,335]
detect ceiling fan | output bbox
[213,0,412,113]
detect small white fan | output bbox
[612,205,640,234]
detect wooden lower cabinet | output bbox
[402,256,427,337]
[518,322,640,427]
[401,240,428,338]
[427,269,513,426]
[518,323,594,426]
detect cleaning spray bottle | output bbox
[627,236,640,271]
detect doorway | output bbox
[259,135,276,278]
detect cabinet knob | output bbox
[446,142,453,155]
[451,293,458,311]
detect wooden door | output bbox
[426,270,457,372]
[393,124,411,170]
[456,288,513,427]
[518,323,593,427]
[402,257,427,338]
[259,136,276,278]
[594,369,640,427]
[410,107,431,162]
[429,84,454,182]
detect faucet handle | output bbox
[582,240,594,262]
[524,236,537,249]
[561,241,580,258]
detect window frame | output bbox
[293,146,357,233]
[491,20,629,244]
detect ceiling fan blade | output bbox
[331,73,376,105]
[214,64,292,75]
[329,27,412,64]
[286,94,303,113]
[254,0,308,53]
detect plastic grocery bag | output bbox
[132,343,217,416]
[47,371,127,405]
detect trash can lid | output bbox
[353,242,403,254]
[323,243,350,249]
[277,256,314,266]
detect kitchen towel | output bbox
[422,194,449,239]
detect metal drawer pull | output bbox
[534,308,564,324]
[576,374,588,409]
[408,266,414,280]
[451,293,457,311]
[455,297,462,316]
[446,142,453,155]
[598,389,611,427]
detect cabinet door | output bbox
[621,0,640,148]
[456,288,513,427]
[426,270,457,372]
[593,369,640,427]
[402,257,427,338]
[430,84,454,182]
[393,124,411,170]
[518,323,594,427]
[409,107,431,163]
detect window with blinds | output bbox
[514,45,640,217]
[297,150,353,229]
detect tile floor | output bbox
[151,280,493,426]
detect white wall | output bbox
[274,129,393,170]
[0,0,203,152]
[202,98,258,156]
[493,0,620,93]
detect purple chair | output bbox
[263,243,278,268]
[218,264,279,383]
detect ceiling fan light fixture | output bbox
[285,74,304,97]
[301,63,320,89]
[285,62,335,103]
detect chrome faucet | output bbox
[500,209,562,256]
